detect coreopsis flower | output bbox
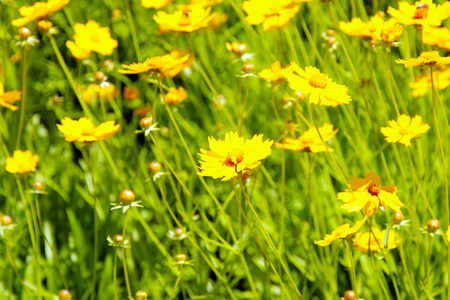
[66,21,118,60]
[353,227,400,253]
[243,0,299,31]
[339,15,385,40]
[380,114,430,146]
[314,218,367,247]
[83,82,117,103]
[387,0,450,29]
[6,150,39,174]
[57,117,120,143]
[275,123,338,153]
[380,19,403,43]
[163,87,188,104]
[395,51,450,68]
[162,50,194,78]
[141,0,174,9]
[423,27,450,51]
[259,61,293,85]
[119,54,189,75]
[12,0,70,27]
[446,226,450,242]
[208,12,228,30]
[153,6,217,33]
[197,132,273,181]
[337,171,403,216]
[0,82,21,111]
[410,68,450,97]
[284,62,351,107]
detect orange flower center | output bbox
[399,127,411,135]
[413,4,429,20]
[179,11,191,26]
[222,149,244,167]
[368,185,380,196]
[309,73,328,89]
[82,126,96,136]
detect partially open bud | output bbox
[102,59,114,69]
[376,11,386,18]
[325,29,335,36]
[139,117,153,129]
[113,234,124,244]
[294,91,305,101]
[174,253,187,263]
[427,219,440,233]
[148,161,162,173]
[94,71,106,82]
[393,212,404,224]
[242,63,255,73]
[32,181,44,191]
[343,290,356,300]
[59,289,72,299]
[135,290,148,300]
[38,20,53,32]
[326,37,336,47]
[18,27,31,39]
[1,215,12,226]
[225,42,247,56]
[174,228,184,237]
[119,189,135,202]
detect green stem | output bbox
[386,50,400,117]
[4,238,31,300]
[239,77,250,135]
[122,212,132,298]
[27,185,42,300]
[88,147,98,300]
[114,248,118,300]
[125,0,142,61]
[16,47,28,150]
[346,239,358,298]
[170,267,183,300]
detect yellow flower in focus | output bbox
[6,150,39,174]
[339,15,385,40]
[396,51,450,68]
[0,82,21,111]
[162,50,194,78]
[141,0,174,9]
[259,61,294,84]
[275,123,338,153]
[314,218,367,247]
[153,6,217,33]
[423,27,450,51]
[66,21,118,60]
[243,0,299,31]
[284,62,351,107]
[410,68,450,97]
[57,117,120,143]
[83,82,117,103]
[353,227,400,253]
[387,0,450,29]
[380,114,430,146]
[163,87,188,104]
[197,132,273,181]
[119,54,189,75]
[12,0,70,27]
[337,171,403,215]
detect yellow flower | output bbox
[259,61,294,84]
[163,87,188,104]
[337,171,403,215]
[82,82,117,103]
[37,20,53,31]
[153,6,216,33]
[119,54,189,75]
[380,19,403,43]
[57,117,120,143]
[12,0,70,27]
[197,132,273,181]
[353,227,400,253]
[284,62,351,107]
[275,123,338,153]
[141,0,174,9]
[395,51,450,68]
[387,0,450,29]
[66,21,118,60]
[339,15,385,40]
[314,218,367,247]
[446,226,450,243]
[243,0,299,31]
[380,114,430,146]
[410,68,450,97]
[423,27,450,51]
[6,150,39,174]
[0,82,21,111]
[162,50,194,78]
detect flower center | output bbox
[179,11,191,26]
[222,149,244,167]
[399,126,411,135]
[82,125,96,136]
[413,4,429,20]
[368,185,380,196]
[90,34,100,43]
[309,73,328,89]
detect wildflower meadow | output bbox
[2,0,450,299]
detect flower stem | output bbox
[114,248,119,300]
[125,0,142,61]
[239,77,250,135]
[122,211,132,298]
[386,50,400,117]
[87,147,98,300]
[15,47,28,150]
[346,239,358,298]
[170,267,183,300]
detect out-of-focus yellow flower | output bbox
[83,82,117,103]
[0,82,21,111]
[396,51,450,68]
[339,15,385,40]
[119,54,189,75]
[423,27,450,51]
[380,19,403,43]
[162,50,194,78]
[225,42,247,56]
[163,87,188,104]
[284,62,351,107]
[37,20,53,31]
[6,150,39,174]
[209,12,228,30]
[66,21,118,60]
[243,0,299,31]
[314,218,367,247]
[410,68,450,97]
[381,114,430,146]
[387,0,450,29]
[197,132,273,181]
[446,226,450,242]
[275,123,338,153]
[153,6,216,33]
[57,117,120,143]
[337,171,403,216]
[259,61,293,84]
[123,86,140,101]
[12,0,70,27]
[141,0,173,9]
[353,227,400,253]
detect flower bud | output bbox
[148,161,162,173]
[113,234,124,244]
[112,9,122,17]
[376,11,386,18]
[32,181,44,191]
[242,63,255,73]
[94,71,106,82]
[119,189,135,202]
[427,219,440,233]
[326,38,336,46]
[174,228,184,237]
[17,27,31,39]
[1,215,12,226]
[135,290,148,300]
[51,95,63,105]
[325,29,335,36]
[38,20,53,32]
[281,95,291,104]
[294,91,304,101]
[343,290,356,300]
[59,289,72,299]
[393,212,404,224]
[102,59,114,69]
[123,86,140,101]
[174,253,187,263]
[139,117,153,129]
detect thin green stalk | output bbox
[386,50,400,117]
[125,0,142,61]
[88,147,98,300]
[346,240,358,298]
[114,248,119,300]
[398,232,419,299]
[27,185,42,300]
[16,47,28,150]
[4,238,31,300]
[239,77,250,135]
[122,212,132,298]
[170,267,183,300]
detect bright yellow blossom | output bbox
[275,123,338,153]
[0,82,21,111]
[12,0,70,27]
[380,19,403,43]
[387,0,450,29]
[57,117,120,143]
[197,132,273,181]
[163,87,188,105]
[446,226,450,243]
[259,61,294,84]
[153,6,217,33]
[66,21,118,60]
[162,50,194,78]
[423,27,450,51]
[339,15,385,40]
[410,68,450,97]
[396,51,450,68]
[141,0,173,9]
[82,82,117,103]
[243,0,299,31]
[6,150,39,174]
[284,62,351,107]
[380,114,430,146]
[337,171,403,215]
[353,227,400,253]
[119,54,189,75]
[314,218,367,247]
